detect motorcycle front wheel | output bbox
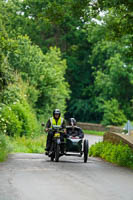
[55,144,60,162]
[51,153,55,161]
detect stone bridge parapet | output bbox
[77,122,123,133]
[103,132,133,149]
[77,122,133,149]
[77,122,106,132]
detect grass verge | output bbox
[9,135,47,154]
[89,141,133,169]
[83,129,105,136]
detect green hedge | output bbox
[0,103,39,137]
[0,133,12,161]
[89,141,133,169]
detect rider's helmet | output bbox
[53,109,61,118]
[69,118,76,126]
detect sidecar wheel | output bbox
[84,139,89,163]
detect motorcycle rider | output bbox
[45,109,66,153]
[66,118,84,138]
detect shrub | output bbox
[89,141,133,169]
[0,104,22,137]
[0,132,12,161]
[0,102,39,137]
[11,103,39,137]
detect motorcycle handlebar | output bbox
[45,127,65,133]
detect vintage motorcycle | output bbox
[42,124,89,163]
[48,126,65,162]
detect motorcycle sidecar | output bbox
[64,136,89,163]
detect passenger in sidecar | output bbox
[66,118,84,139]
[66,118,84,153]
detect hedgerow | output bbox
[0,132,12,161]
[89,141,133,169]
[0,102,39,137]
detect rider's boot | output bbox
[45,146,50,155]
[45,138,52,155]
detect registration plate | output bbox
[54,133,60,137]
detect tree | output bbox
[6,36,70,118]
[0,8,14,93]
[3,0,89,52]
[81,20,133,123]
[91,0,133,55]
[2,0,133,125]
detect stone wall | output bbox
[103,132,133,149]
[77,122,133,149]
[77,122,106,132]
[106,126,123,133]
[77,122,125,133]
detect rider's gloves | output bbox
[45,128,49,132]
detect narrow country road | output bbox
[0,135,133,200]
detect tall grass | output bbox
[10,135,47,153]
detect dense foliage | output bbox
[89,141,133,169]
[1,0,133,124]
[0,0,133,159]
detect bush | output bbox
[0,132,12,161]
[0,104,22,137]
[0,102,39,137]
[89,141,133,169]
[11,103,39,137]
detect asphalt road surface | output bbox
[0,135,133,200]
